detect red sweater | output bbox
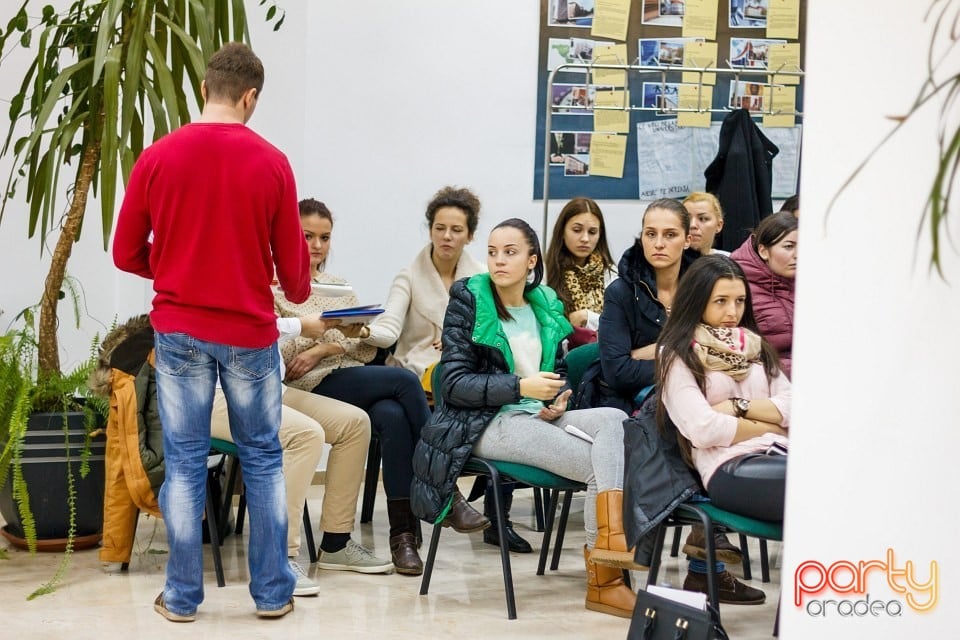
[113,123,310,347]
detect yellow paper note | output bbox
[769,43,801,85]
[681,41,718,85]
[589,133,627,178]
[677,85,713,128]
[682,0,718,40]
[592,43,628,87]
[594,89,631,133]
[762,85,796,127]
[591,0,631,41]
[766,0,800,40]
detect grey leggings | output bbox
[473,407,627,548]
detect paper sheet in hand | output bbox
[311,282,354,297]
[321,305,384,325]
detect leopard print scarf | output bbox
[692,324,762,381]
[562,252,606,315]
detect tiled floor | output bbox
[1,481,781,638]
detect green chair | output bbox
[418,363,586,619]
[564,342,600,397]
[646,500,783,623]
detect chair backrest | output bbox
[564,342,600,393]
[431,361,444,409]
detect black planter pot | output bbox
[0,411,106,548]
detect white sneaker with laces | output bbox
[316,539,394,574]
[289,559,321,597]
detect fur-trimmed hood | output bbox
[87,314,154,397]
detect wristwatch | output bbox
[732,397,750,418]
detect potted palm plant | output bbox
[0,0,284,597]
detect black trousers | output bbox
[706,452,786,522]
[313,366,431,499]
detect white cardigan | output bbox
[365,243,484,379]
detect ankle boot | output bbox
[682,524,743,564]
[584,546,636,618]
[482,484,532,553]
[590,489,647,570]
[387,499,423,576]
[440,487,490,533]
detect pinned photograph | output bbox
[552,83,606,112]
[548,0,595,27]
[549,131,577,164]
[730,0,768,28]
[642,82,682,115]
[547,37,611,71]
[641,0,686,27]
[564,154,590,176]
[730,38,785,69]
[729,81,765,112]
[639,38,704,67]
[574,132,593,153]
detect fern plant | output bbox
[0,305,108,599]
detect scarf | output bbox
[692,324,762,381]
[562,252,606,314]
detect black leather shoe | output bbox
[483,522,533,553]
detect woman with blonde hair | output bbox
[683,192,728,257]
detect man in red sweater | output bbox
[113,42,310,622]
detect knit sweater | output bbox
[113,122,310,347]
[661,360,791,487]
[365,244,484,379]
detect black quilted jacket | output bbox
[410,274,571,523]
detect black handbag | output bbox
[628,588,728,640]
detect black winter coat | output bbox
[704,108,779,252]
[595,242,698,412]
[623,396,701,566]
[410,276,571,523]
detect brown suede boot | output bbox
[387,499,423,576]
[590,489,647,570]
[682,524,744,564]
[440,488,490,533]
[584,546,636,618]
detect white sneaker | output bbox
[289,559,321,597]
[316,539,394,574]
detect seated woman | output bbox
[657,254,789,602]
[275,198,488,577]
[597,198,698,414]
[411,219,638,618]
[544,197,617,347]
[683,192,729,257]
[730,211,797,377]
[363,187,531,553]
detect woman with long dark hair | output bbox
[412,219,638,618]
[656,254,789,602]
[544,197,616,346]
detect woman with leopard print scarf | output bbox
[656,254,790,525]
[544,198,616,346]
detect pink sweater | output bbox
[661,360,790,487]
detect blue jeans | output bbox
[154,331,294,615]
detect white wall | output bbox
[782,1,959,637]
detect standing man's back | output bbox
[113,41,309,622]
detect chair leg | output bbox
[218,455,240,540]
[532,487,545,532]
[760,538,770,583]
[418,522,444,596]
[645,519,669,587]
[740,533,753,581]
[302,501,317,563]
[537,489,560,575]
[205,476,225,587]
[550,489,574,571]
[234,493,246,534]
[670,525,683,557]
[486,465,517,619]
[360,436,381,524]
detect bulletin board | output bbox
[532,0,807,201]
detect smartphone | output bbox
[765,441,788,456]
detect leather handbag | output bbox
[628,589,728,640]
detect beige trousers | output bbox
[210,386,370,557]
